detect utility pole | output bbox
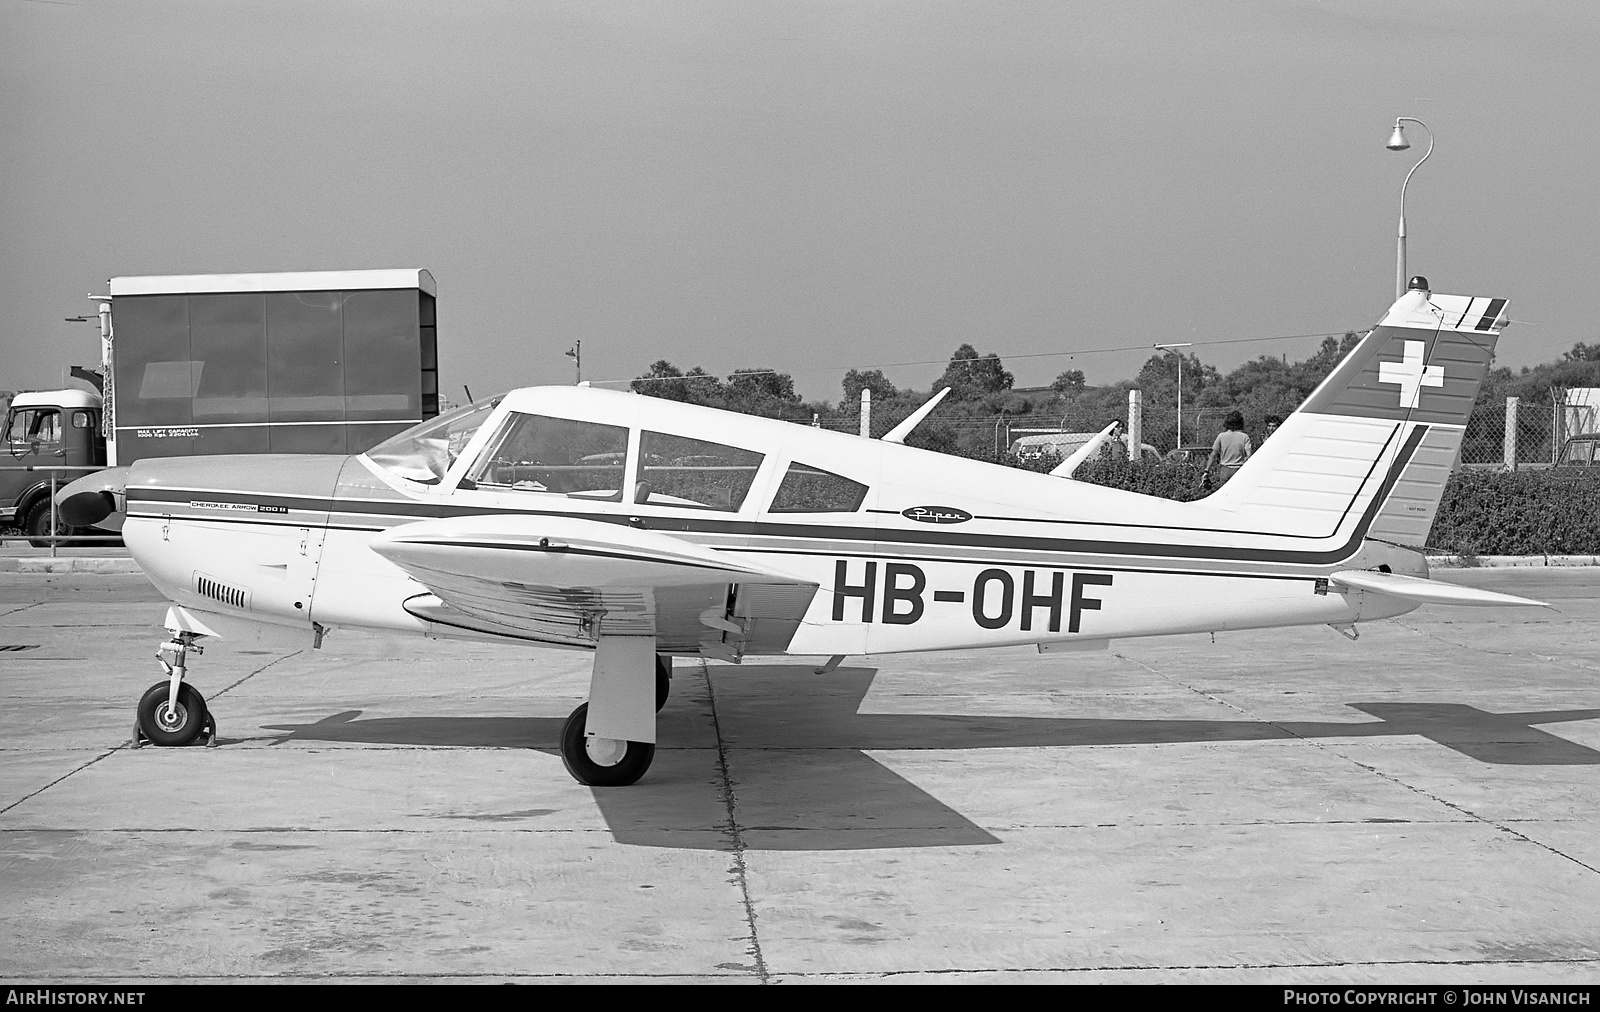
[1154,343,1193,449]
[564,340,581,384]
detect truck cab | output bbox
[1,389,105,544]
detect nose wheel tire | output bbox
[136,681,209,747]
[559,703,655,787]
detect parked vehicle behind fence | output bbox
[1,389,105,545]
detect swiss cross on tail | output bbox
[1377,340,1444,409]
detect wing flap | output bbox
[1331,569,1550,608]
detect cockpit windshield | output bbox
[363,398,500,484]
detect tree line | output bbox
[631,337,1600,465]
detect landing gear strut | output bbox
[557,637,660,787]
[134,631,216,747]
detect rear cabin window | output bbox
[467,413,628,501]
[768,461,869,513]
[636,432,763,511]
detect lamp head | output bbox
[1386,123,1410,151]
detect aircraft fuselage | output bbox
[120,383,1423,660]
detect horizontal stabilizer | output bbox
[1330,570,1549,608]
[1050,422,1117,478]
[882,387,950,444]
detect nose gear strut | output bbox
[134,631,217,747]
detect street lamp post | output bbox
[564,340,582,384]
[1386,117,1434,301]
[1154,343,1193,449]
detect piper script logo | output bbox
[1378,340,1444,409]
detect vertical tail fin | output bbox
[1204,285,1507,549]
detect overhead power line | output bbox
[594,328,1365,388]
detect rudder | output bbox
[1203,282,1507,550]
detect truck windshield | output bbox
[363,399,499,484]
[6,408,62,445]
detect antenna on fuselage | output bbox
[881,387,951,444]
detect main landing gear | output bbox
[558,646,672,787]
[134,631,217,748]
[655,653,672,713]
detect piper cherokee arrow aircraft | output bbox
[60,279,1545,786]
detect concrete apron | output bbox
[2,570,1600,981]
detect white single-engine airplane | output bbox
[61,280,1544,786]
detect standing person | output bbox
[1262,414,1282,441]
[1207,411,1252,484]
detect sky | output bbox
[3,0,1596,403]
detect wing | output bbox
[369,514,820,657]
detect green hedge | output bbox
[1429,469,1600,556]
[1047,458,1600,556]
[1068,457,1213,501]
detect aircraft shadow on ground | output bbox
[258,665,1600,852]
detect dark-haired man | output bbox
[1207,411,1252,484]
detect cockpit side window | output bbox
[636,431,763,511]
[467,413,628,501]
[768,461,869,513]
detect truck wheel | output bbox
[24,500,74,549]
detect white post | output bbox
[859,388,871,438]
[1503,396,1518,471]
[1553,399,1562,465]
[1127,389,1142,462]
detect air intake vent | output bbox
[195,573,250,610]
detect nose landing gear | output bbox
[133,631,217,748]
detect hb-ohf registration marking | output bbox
[831,560,1112,632]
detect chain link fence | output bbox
[695,385,1600,472]
[1459,396,1583,468]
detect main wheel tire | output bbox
[559,703,654,787]
[24,500,77,549]
[136,681,209,747]
[655,654,672,713]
